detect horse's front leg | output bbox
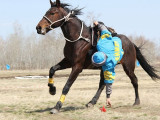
[50,64,83,114]
[48,58,71,95]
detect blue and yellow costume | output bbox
[92,23,124,84]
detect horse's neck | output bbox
[61,19,88,41]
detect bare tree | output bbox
[129,35,157,62]
[0,22,159,70]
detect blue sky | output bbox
[0,0,160,45]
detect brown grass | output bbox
[0,66,160,120]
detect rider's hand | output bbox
[94,21,99,26]
[106,98,112,108]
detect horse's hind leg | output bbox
[122,63,140,105]
[86,70,105,107]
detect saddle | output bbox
[107,27,117,37]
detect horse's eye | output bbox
[50,13,54,15]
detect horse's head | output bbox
[36,0,69,35]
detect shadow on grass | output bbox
[26,107,53,113]
[112,105,131,109]
[26,106,86,114]
[61,106,86,112]
[112,104,142,110]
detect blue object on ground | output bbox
[136,61,140,67]
[6,64,10,70]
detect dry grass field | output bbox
[0,65,160,120]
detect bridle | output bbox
[43,11,91,43]
[43,11,74,29]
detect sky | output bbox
[0,0,160,46]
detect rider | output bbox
[92,21,124,107]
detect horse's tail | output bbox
[134,44,160,80]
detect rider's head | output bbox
[92,52,107,67]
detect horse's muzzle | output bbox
[36,26,42,34]
[36,26,50,35]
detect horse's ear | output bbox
[56,0,61,7]
[50,0,54,7]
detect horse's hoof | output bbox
[133,99,140,106]
[86,103,94,108]
[50,108,59,114]
[48,84,56,95]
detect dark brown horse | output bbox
[36,0,160,114]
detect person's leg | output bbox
[103,68,115,107]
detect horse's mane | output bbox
[51,2,87,29]
[52,2,118,41]
[51,2,83,16]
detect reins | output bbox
[43,11,91,43]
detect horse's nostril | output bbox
[36,26,42,33]
[36,26,41,30]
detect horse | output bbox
[36,0,160,114]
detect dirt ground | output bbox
[0,66,160,120]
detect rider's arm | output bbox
[96,22,112,38]
[97,23,108,32]
[106,83,112,98]
[94,21,108,32]
[106,83,112,107]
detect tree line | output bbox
[0,24,65,70]
[0,23,159,70]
